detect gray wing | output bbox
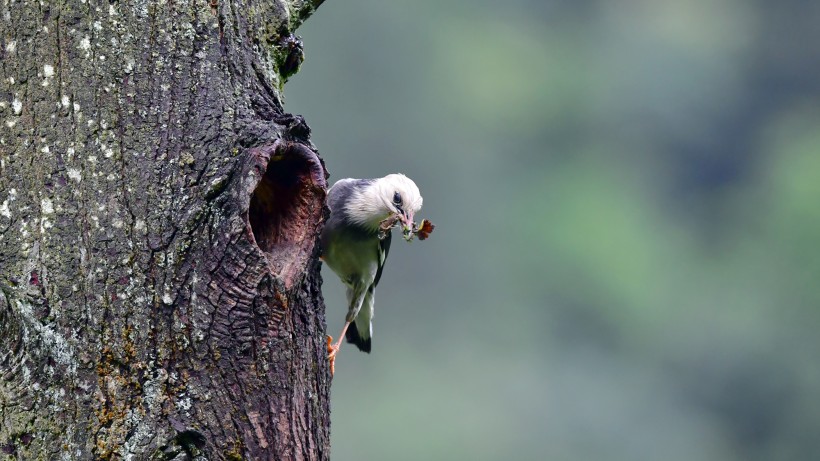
[325,178,374,224]
[321,178,376,253]
[325,178,356,213]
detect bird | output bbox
[321,173,424,375]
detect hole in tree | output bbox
[248,146,324,286]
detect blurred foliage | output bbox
[286,0,820,459]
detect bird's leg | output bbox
[328,321,351,358]
[327,321,351,375]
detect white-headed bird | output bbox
[321,173,423,374]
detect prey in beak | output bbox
[378,211,415,241]
[400,211,415,240]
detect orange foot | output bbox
[327,335,339,376]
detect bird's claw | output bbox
[327,335,338,376]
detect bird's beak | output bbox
[400,212,414,238]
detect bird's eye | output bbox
[393,191,403,207]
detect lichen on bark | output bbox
[1,1,330,459]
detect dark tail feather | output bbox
[345,321,371,353]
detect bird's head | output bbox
[346,173,423,235]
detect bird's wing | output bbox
[326,178,373,214]
[374,230,391,287]
[325,178,356,213]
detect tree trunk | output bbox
[0,1,330,459]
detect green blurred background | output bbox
[286,1,820,459]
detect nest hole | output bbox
[248,150,324,284]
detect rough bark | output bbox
[0,1,331,459]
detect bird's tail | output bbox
[345,320,371,353]
[346,290,373,353]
